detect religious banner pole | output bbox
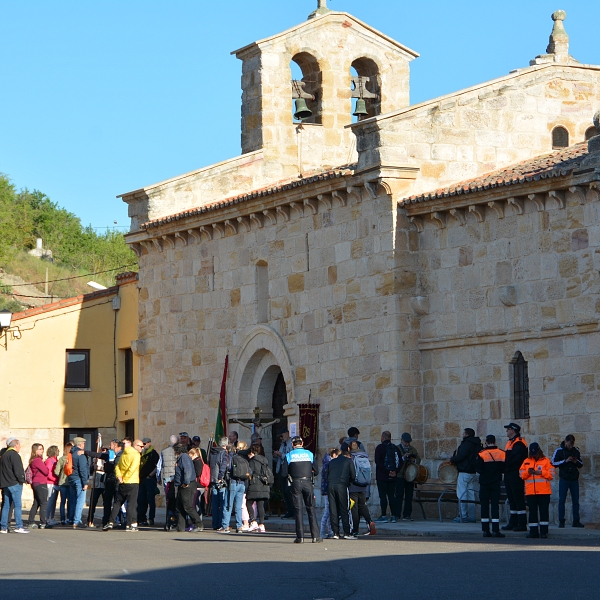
[214,355,229,442]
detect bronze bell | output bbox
[293,98,312,120]
[353,98,369,118]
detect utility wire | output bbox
[5,264,137,287]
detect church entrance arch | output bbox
[230,325,295,457]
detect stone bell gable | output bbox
[232,8,417,167]
[121,4,417,231]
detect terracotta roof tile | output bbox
[400,143,590,206]
[141,166,355,229]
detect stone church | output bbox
[122,4,600,519]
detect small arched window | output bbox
[585,126,598,141]
[256,262,269,323]
[350,57,381,122]
[552,126,569,149]
[511,351,530,420]
[291,53,322,124]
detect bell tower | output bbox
[232,2,418,175]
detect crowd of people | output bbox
[0,422,584,541]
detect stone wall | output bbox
[355,65,600,196]
[410,183,600,521]
[135,181,423,457]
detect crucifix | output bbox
[231,406,280,436]
[308,0,331,18]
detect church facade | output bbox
[122,6,600,520]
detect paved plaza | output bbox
[1,523,599,600]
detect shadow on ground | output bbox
[2,545,600,600]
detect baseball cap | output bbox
[401,432,412,443]
[142,437,151,443]
[72,437,86,445]
[279,429,289,436]
[192,436,200,442]
[529,442,541,454]
[504,422,521,432]
[179,432,189,437]
[5,437,17,446]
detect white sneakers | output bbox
[13,528,29,534]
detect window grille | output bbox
[512,351,530,420]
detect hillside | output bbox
[0,174,137,311]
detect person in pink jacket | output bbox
[45,446,60,524]
[27,443,50,529]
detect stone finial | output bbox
[546,10,569,60]
[530,9,577,66]
[308,0,332,19]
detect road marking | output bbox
[45,538,56,543]
[122,569,130,575]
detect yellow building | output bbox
[0,272,140,471]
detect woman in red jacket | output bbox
[27,443,50,529]
[519,442,555,539]
[45,445,60,525]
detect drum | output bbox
[405,463,428,484]
[438,461,458,484]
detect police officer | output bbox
[501,423,528,532]
[285,436,322,544]
[476,434,505,538]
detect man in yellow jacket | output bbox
[103,438,143,532]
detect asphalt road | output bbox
[1,527,599,600]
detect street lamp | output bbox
[0,309,12,350]
[0,310,11,332]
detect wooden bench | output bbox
[414,481,509,523]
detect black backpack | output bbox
[258,461,275,486]
[383,443,400,472]
[231,454,251,481]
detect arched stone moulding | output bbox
[230,325,297,420]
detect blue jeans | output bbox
[558,478,580,522]
[1,484,24,530]
[221,480,245,530]
[47,485,59,521]
[58,485,70,522]
[69,479,86,526]
[211,486,226,530]
[320,496,333,537]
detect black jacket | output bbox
[140,448,160,480]
[504,436,528,472]
[327,456,356,488]
[247,454,271,500]
[551,443,583,481]
[0,448,26,487]
[450,436,482,474]
[475,446,505,486]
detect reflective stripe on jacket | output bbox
[519,456,554,495]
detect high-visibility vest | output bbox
[479,447,505,463]
[519,456,554,495]
[505,437,527,451]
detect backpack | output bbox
[259,462,275,486]
[198,459,211,488]
[230,454,250,481]
[383,443,400,472]
[25,465,33,485]
[63,452,74,477]
[353,454,372,487]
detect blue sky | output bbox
[1,0,598,230]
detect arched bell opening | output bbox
[291,52,322,124]
[350,57,381,122]
[552,125,569,149]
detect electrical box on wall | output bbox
[112,297,121,311]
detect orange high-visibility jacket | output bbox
[519,456,554,495]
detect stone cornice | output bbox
[125,165,419,256]
[418,320,599,351]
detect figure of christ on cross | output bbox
[231,407,280,438]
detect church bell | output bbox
[293,98,313,120]
[353,98,369,118]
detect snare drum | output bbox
[438,461,458,484]
[405,463,428,484]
